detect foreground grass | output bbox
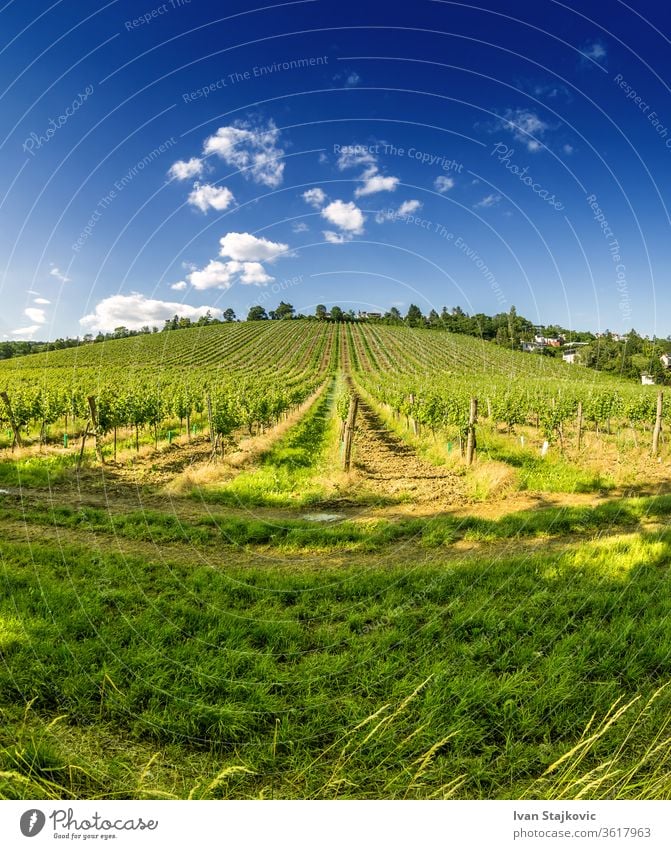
[2,523,671,799]
[1,492,670,552]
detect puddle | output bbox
[301,512,346,523]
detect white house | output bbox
[563,351,578,364]
[641,373,655,385]
[660,353,671,370]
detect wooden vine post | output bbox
[206,393,214,443]
[342,395,359,471]
[576,401,583,452]
[652,391,664,456]
[0,391,23,448]
[465,397,478,466]
[78,396,104,468]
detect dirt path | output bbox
[350,397,466,505]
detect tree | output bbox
[384,307,402,324]
[247,305,268,321]
[330,305,344,322]
[315,304,327,320]
[272,301,295,320]
[223,308,236,322]
[406,304,424,327]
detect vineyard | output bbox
[0,320,666,469]
[2,320,671,801]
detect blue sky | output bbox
[1,0,671,339]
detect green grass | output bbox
[2,523,671,799]
[1,492,670,553]
[198,380,340,506]
[479,431,617,494]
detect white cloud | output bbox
[25,307,46,324]
[321,200,365,234]
[239,262,273,285]
[187,259,274,290]
[203,118,285,187]
[188,261,236,291]
[219,231,288,262]
[80,293,223,333]
[354,166,399,197]
[292,221,309,233]
[375,200,422,223]
[187,182,235,212]
[49,266,70,283]
[581,40,607,62]
[11,325,40,337]
[33,297,50,305]
[396,200,422,216]
[171,281,187,291]
[563,143,574,155]
[498,108,548,152]
[474,193,501,209]
[323,230,352,244]
[434,175,455,193]
[168,158,204,180]
[302,187,326,208]
[336,144,377,171]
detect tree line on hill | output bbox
[3,301,670,383]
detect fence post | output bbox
[465,397,478,466]
[652,391,664,456]
[342,395,359,471]
[576,401,583,452]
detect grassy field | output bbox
[1,323,671,800]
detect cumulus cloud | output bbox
[33,297,50,305]
[219,231,288,262]
[203,118,285,187]
[375,199,422,223]
[292,221,309,233]
[187,259,274,290]
[323,230,352,244]
[396,199,422,216]
[187,182,235,212]
[563,143,574,155]
[434,175,455,193]
[80,293,223,333]
[302,187,326,208]
[171,281,187,291]
[24,307,46,324]
[238,262,273,285]
[168,158,204,180]
[497,108,548,152]
[354,166,399,197]
[321,200,365,234]
[336,144,377,171]
[474,193,501,209]
[11,325,40,337]
[49,266,70,283]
